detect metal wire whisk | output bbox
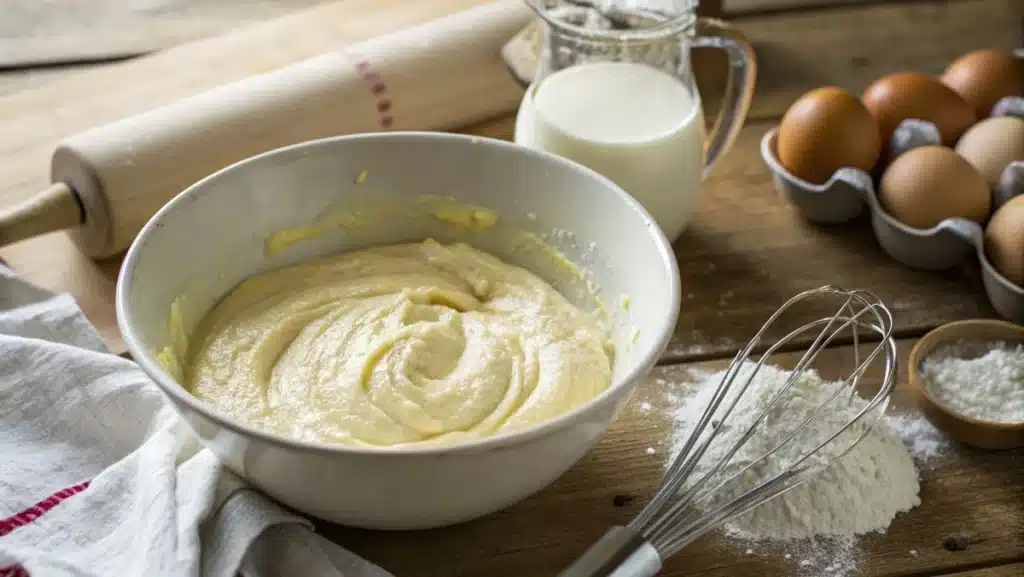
[558,286,898,577]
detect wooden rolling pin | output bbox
[0,0,530,259]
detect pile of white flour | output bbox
[668,362,921,541]
[920,341,1024,424]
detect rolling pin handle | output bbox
[0,182,84,248]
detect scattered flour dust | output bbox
[883,412,950,464]
[662,362,926,577]
[920,340,1024,424]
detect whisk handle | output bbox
[557,526,663,577]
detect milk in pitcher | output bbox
[515,61,706,240]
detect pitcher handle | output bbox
[692,18,757,175]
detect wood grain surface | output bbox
[2,2,1023,577]
[468,115,997,361]
[0,0,869,69]
[0,0,496,217]
[321,340,1024,576]
[4,0,1016,355]
[0,0,324,67]
[955,564,1024,576]
[0,64,114,97]
[0,0,1017,214]
[0,117,999,358]
[737,0,1021,120]
[6,0,1012,69]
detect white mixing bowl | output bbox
[116,132,680,530]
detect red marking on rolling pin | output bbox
[351,57,393,130]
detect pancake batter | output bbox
[186,239,613,447]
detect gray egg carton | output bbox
[761,95,1024,324]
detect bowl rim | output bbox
[116,130,682,457]
[907,319,1024,432]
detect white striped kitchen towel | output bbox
[0,264,394,577]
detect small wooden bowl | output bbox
[908,320,1024,450]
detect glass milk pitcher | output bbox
[514,0,756,241]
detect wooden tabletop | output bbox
[2,1,1022,576]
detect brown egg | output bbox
[862,72,977,147]
[776,86,881,184]
[985,195,1024,287]
[941,50,1024,119]
[955,116,1024,188]
[879,145,991,229]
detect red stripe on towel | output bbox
[0,480,91,537]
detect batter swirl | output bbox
[186,239,613,447]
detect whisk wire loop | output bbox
[558,286,898,577]
[638,288,883,536]
[643,299,891,548]
[656,335,897,556]
[630,286,846,530]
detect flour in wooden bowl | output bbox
[920,341,1024,424]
